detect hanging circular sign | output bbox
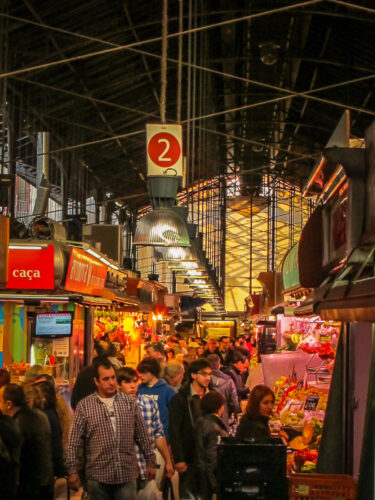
[147,131,182,168]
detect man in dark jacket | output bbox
[224,350,250,400]
[0,406,22,500]
[71,340,108,409]
[202,337,224,363]
[169,358,212,499]
[2,384,53,500]
[206,354,241,426]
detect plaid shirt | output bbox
[136,395,165,480]
[66,391,156,484]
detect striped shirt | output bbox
[66,391,156,484]
[136,395,165,480]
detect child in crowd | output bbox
[195,391,228,500]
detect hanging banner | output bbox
[146,123,183,176]
[6,245,55,289]
[65,247,107,296]
[282,242,300,292]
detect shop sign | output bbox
[6,245,55,289]
[146,124,183,176]
[52,337,70,357]
[282,242,300,292]
[65,247,107,296]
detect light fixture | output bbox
[134,208,190,247]
[154,246,193,262]
[86,248,102,260]
[168,261,199,270]
[189,279,208,285]
[86,248,118,269]
[9,245,44,250]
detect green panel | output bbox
[10,304,26,363]
[282,242,300,291]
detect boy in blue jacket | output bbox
[137,358,175,439]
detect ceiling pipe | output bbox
[33,131,51,217]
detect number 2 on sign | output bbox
[158,138,171,162]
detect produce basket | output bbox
[289,473,356,500]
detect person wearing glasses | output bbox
[169,358,213,500]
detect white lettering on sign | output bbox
[70,260,105,288]
[158,138,172,162]
[12,269,41,280]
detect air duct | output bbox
[33,132,51,217]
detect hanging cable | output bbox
[177,0,183,123]
[160,0,168,125]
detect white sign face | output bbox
[52,337,70,357]
[146,124,183,177]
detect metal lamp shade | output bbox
[154,245,193,261]
[133,208,190,247]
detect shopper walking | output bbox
[202,337,224,364]
[195,391,229,500]
[71,340,109,409]
[66,358,156,500]
[2,383,54,500]
[169,358,212,499]
[163,359,185,392]
[117,367,174,491]
[137,357,175,437]
[28,381,65,478]
[224,350,250,400]
[206,353,241,427]
[236,384,275,441]
[0,392,22,500]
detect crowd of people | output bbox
[0,333,276,500]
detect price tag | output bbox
[320,334,332,342]
[304,394,320,411]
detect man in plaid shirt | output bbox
[66,358,156,500]
[117,367,174,490]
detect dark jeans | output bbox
[179,464,197,500]
[87,479,136,500]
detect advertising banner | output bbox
[65,247,107,296]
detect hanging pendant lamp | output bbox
[154,245,194,262]
[133,208,190,247]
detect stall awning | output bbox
[297,244,375,321]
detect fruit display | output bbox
[9,359,30,376]
[94,310,119,339]
[271,375,328,474]
[298,335,320,354]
